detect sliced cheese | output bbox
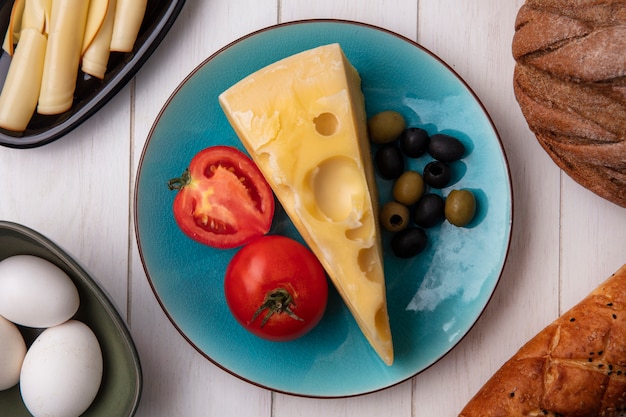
[219,43,394,365]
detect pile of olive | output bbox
[368,110,477,258]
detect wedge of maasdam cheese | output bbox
[219,43,393,365]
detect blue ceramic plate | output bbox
[135,20,513,398]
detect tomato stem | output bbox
[250,288,303,327]
[167,168,191,190]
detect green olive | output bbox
[393,171,424,206]
[445,189,476,227]
[368,110,406,144]
[379,201,410,232]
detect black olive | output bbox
[423,161,451,188]
[428,134,465,162]
[390,227,427,258]
[413,193,445,228]
[374,144,404,180]
[399,128,429,158]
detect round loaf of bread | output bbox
[512,0,626,208]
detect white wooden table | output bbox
[1,1,625,416]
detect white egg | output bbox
[20,320,103,417]
[0,314,26,390]
[0,255,79,327]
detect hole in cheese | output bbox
[357,246,384,283]
[307,156,363,222]
[346,207,374,243]
[313,112,339,136]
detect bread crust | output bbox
[512,0,626,208]
[459,264,626,417]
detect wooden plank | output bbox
[280,0,418,40]
[0,90,131,316]
[560,175,626,311]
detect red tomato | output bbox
[224,235,328,341]
[168,146,274,249]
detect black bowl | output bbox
[0,0,186,149]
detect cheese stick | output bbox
[0,0,50,131]
[109,0,146,52]
[82,0,116,78]
[2,0,48,55]
[81,0,109,54]
[459,264,626,417]
[0,28,46,131]
[37,0,90,115]
[2,0,26,55]
[19,0,47,32]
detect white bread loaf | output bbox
[459,264,626,417]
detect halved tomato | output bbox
[168,146,275,249]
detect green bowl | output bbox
[0,221,142,416]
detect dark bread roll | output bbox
[459,264,626,417]
[512,0,626,208]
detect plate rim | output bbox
[134,18,514,398]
